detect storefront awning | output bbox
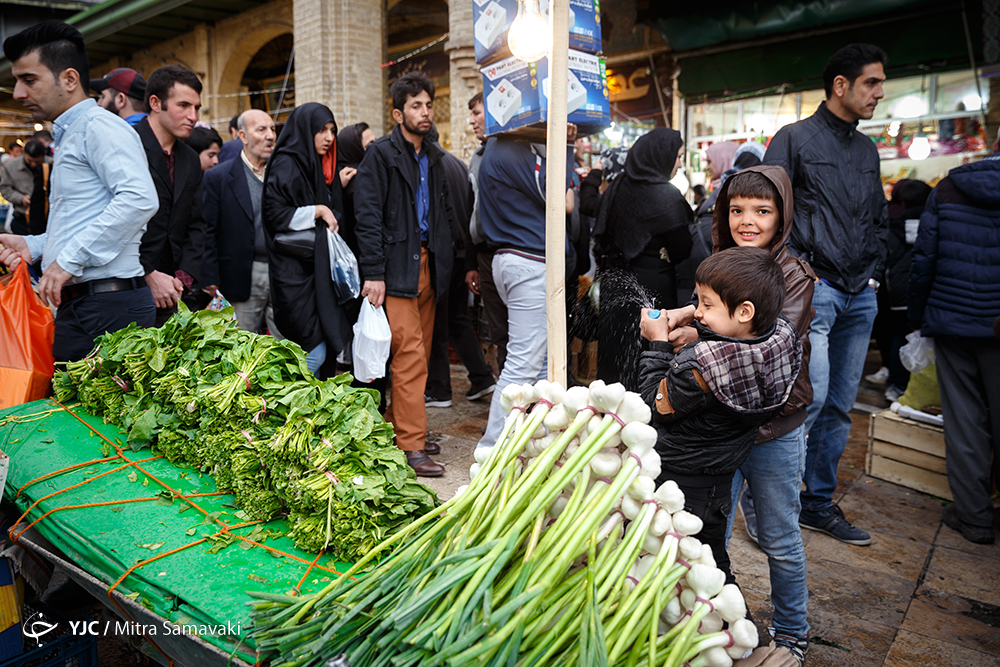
[639,0,983,100]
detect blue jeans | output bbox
[306,342,326,378]
[801,281,877,511]
[478,252,548,449]
[727,424,809,639]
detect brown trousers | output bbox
[383,249,436,451]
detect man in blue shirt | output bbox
[91,67,148,126]
[355,72,453,477]
[0,21,158,362]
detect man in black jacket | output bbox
[136,65,208,326]
[764,43,889,546]
[201,109,278,334]
[355,72,453,477]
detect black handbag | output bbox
[273,228,315,259]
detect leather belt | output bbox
[420,240,429,248]
[61,276,148,302]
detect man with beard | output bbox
[90,68,147,126]
[135,64,208,325]
[201,109,281,334]
[355,72,453,477]
[0,139,51,235]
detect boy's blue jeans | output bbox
[801,281,878,511]
[726,424,810,640]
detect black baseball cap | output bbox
[90,68,146,100]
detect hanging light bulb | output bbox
[507,0,550,62]
[908,131,930,161]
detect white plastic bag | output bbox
[327,228,360,304]
[352,301,391,382]
[899,330,934,374]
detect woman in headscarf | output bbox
[705,140,739,191]
[336,122,374,258]
[591,128,693,391]
[263,102,350,377]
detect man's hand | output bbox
[466,269,480,295]
[20,195,30,207]
[147,269,183,309]
[205,284,218,298]
[362,280,386,308]
[0,234,31,269]
[315,205,339,233]
[339,166,357,188]
[640,308,670,342]
[566,123,578,144]
[665,305,696,331]
[668,325,698,353]
[37,261,73,308]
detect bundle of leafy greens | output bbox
[52,306,439,561]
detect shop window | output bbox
[935,70,989,114]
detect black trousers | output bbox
[935,336,1000,528]
[426,256,495,399]
[53,286,156,362]
[658,469,737,585]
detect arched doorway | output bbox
[215,26,293,126]
[241,33,294,120]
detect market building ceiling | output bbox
[638,0,985,100]
[0,0,272,83]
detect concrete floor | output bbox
[415,360,1000,667]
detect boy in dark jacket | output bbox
[638,247,802,588]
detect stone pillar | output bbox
[447,0,481,162]
[293,0,386,132]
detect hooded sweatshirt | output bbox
[711,164,816,442]
[908,155,1000,338]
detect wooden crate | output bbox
[867,409,951,500]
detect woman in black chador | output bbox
[262,102,350,378]
[593,128,693,391]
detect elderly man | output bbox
[201,109,280,334]
[0,139,51,235]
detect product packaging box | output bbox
[481,49,610,137]
[473,0,602,65]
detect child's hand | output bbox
[668,325,699,352]
[640,308,670,342]
[665,305,696,330]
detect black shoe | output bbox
[799,504,872,546]
[466,382,496,401]
[943,505,995,544]
[739,486,759,545]
[424,394,453,408]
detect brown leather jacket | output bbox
[712,164,815,443]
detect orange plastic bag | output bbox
[0,262,54,409]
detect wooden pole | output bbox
[545,0,569,386]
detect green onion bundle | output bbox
[52,306,438,561]
[250,380,759,667]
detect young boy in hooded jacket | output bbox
[663,165,815,665]
[637,246,802,603]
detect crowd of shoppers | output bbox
[0,24,997,665]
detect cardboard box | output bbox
[481,49,609,136]
[867,409,951,500]
[473,0,602,65]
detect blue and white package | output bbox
[473,0,603,65]
[481,49,610,136]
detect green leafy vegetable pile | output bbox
[52,307,439,561]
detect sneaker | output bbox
[943,505,995,545]
[865,366,890,386]
[739,487,759,544]
[799,504,872,546]
[772,633,809,666]
[884,385,904,402]
[466,382,496,402]
[424,394,453,408]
